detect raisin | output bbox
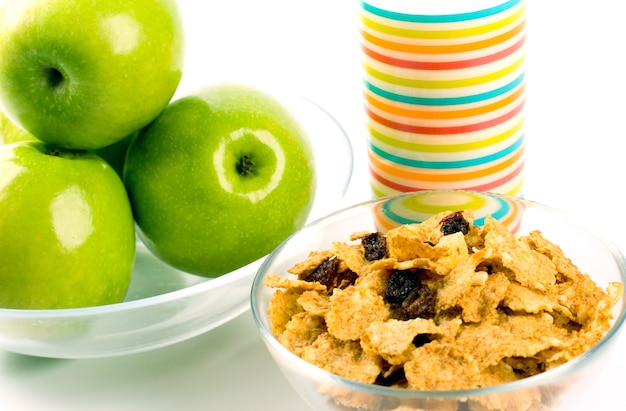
[384,269,419,304]
[336,269,358,289]
[375,366,407,387]
[301,257,357,293]
[362,232,387,261]
[412,333,432,348]
[440,211,470,235]
[401,282,437,320]
[384,269,438,320]
[302,257,340,290]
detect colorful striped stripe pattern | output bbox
[359,0,526,198]
[373,190,525,234]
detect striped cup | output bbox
[359,0,527,198]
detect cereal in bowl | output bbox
[264,211,623,410]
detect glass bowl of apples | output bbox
[0,93,353,359]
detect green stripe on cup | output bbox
[379,191,511,226]
[360,0,523,23]
[366,115,524,153]
[360,3,525,40]
[368,132,524,169]
[364,71,525,106]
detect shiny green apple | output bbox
[92,131,136,178]
[0,142,136,308]
[1,108,133,177]
[0,108,36,145]
[124,84,317,277]
[0,0,184,150]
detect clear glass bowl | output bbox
[251,190,626,411]
[0,94,353,359]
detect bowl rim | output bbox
[0,247,262,319]
[251,190,626,398]
[0,93,354,321]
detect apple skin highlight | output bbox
[124,84,317,277]
[0,0,185,150]
[0,141,136,309]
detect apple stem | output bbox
[45,147,84,159]
[44,66,65,89]
[48,148,62,157]
[236,155,255,176]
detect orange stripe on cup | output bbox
[369,180,525,203]
[369,158,524,192]
[367,115,524,153]
[365,98,524,135]
[359,18,525,55]
[368,142,524,182]
[363,51,525,88]
[362,34,525,70]
[470,161,524,192]
[364,82,525,120]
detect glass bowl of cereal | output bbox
[251,190,626,411]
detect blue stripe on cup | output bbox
[360,0,523,24]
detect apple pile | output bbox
[0,0,316,309]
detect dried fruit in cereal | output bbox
[264,211,624,411]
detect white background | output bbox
[1,1,626,410]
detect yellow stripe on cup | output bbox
[363,51,525,89]
[366,113,524,153]
[359,2,525,40]
[367,140,524,183]
[368,147,524,193]
[363,81,525,122]
[361,37,525,80]
[371,189,526,233]
[359,0,524,35]
[358,18,525,55]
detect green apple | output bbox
[0,141,136,309]
[0,0,185,150]
[124,83,317,277]
[1,107,133,177]
[0,108,36,145]
[92,131,136,178]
